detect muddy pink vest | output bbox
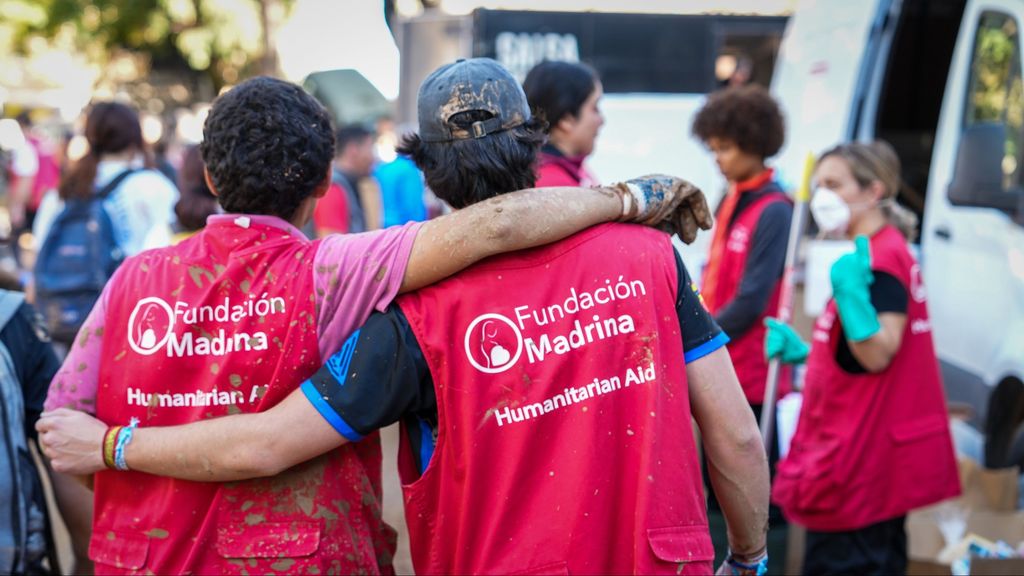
[703,191,792,404]
[90,219,396,574]
[772,226,960,531]
[397,224,712,575]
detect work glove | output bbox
[830,235,881,342]
[764,318,810,364]
[716,551,768,576]
[601,174,713,244]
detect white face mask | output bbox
[810,187,851,234]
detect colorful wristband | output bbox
[113,418,139,471]
[103,426,122,470]
[725,551,768,576]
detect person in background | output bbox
[766,141,959,575]
[523,60,604,187]
[172,144,218,243]
[374,150,427,227]
[33,102,178,256]
[0,269,92,574]
[8,112,60,235]
[691,84,791,570]
[314,125,381,235]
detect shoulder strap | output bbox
[95,168,139,200]
[0,291,26,331]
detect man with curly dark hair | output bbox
[39,74,718,575]
[692,84,791,571]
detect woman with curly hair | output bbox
[692,84,790,571]
[693,84,791,409]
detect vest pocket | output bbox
[778,437,842,513]
[216,521,321,558]
[645,525,715,575]
[89,529,149,570]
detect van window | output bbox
[965,11,1023,191]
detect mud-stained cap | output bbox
[417,58,531,143]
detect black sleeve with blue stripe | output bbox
[300,307,436,442]
[673,249,729,363]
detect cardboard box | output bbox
[957,459,1020,512]
[910,557,1024,576]
[907,458,1023,575]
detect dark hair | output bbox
[398,111,545,208]
[199,76,334,221]
[692,84,785,159]
[59,101,147,200]
[522,61,599,128]
[335,125,374,156]
[174,144,219,232]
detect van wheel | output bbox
[985,378,1024,468]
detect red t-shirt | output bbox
[314,182,351,234]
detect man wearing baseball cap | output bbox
[40,60,769,575]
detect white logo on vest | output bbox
[464,313,524,374]
[126,294,284,357]
[127,297,176,355]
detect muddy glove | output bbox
[764,318,810,364]
[716,551,768,576]
[600,174,713,244]
[830,235,880,342]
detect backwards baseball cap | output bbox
[417,58,532,143]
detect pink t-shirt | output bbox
[45,214,421,412]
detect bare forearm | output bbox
[401,186,620,292]
[705,433,770,557]
[124,389,345,482]
[848,313,905,373]
[687,349,769,557]
[124,413,282,482]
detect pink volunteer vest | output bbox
[772,225,960,531]
[397,223,712,575]
[703,191,792,404]
[90,219,396,574]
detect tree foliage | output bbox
[3,0,291,93]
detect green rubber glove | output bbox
[830,235,881,342]
[764,318,810,364]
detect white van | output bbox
[772,0,1024,466]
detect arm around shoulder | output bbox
[125,388,347,481]
[400,186,621,292]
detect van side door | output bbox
[924,0,1024,414]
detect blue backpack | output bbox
[35,170,134,343]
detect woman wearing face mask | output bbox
[767,141,959,575]
[523,60,604,187]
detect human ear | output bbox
[203,168,219,197]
